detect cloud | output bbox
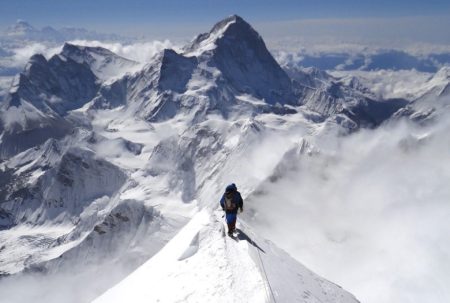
[0,42,59,73]
[244,102,450,303]
[0,262,135,303]
[65,39,178,63]
[0,76,13,99]
[12,43,61,64]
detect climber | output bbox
[220,183,244,236]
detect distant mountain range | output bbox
[1,19,126,43]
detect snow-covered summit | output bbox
[60,43,141,81]
[5,20,37,37]
[1,20,125,42]
[2,51,98,118]
[183,15,256,56]
[184,15,296,105]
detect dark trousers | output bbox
[227,220,236,233]
[225,212,237,233]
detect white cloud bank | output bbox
[245,103,450,303]
[0,262,135,303]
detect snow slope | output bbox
[93,210,358,303]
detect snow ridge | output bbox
[93,210,358,303]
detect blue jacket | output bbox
[220,184,243,215]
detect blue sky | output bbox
[1,0,449,44]
[1,0,450,25]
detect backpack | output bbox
[224,192,236,211]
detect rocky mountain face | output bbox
[0,42,142,159]
[0,52,97,159]
[184,15,296,105]
[2,14,444,303]
[60,43,140,81]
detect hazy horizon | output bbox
[1,1,449,48]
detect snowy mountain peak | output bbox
[62,43,104,58]
[0,44,101,157]
[60,43,140,81]
[27,53,48,68]
[5,19,37,36]
[183,15,296,105]
[1,21,125,42]
[184,14,262,57]
[434,66,450,81]
[61,43,121,61]
[160,48,187,63]
[15,50,98,112]
[209,14,252,38]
